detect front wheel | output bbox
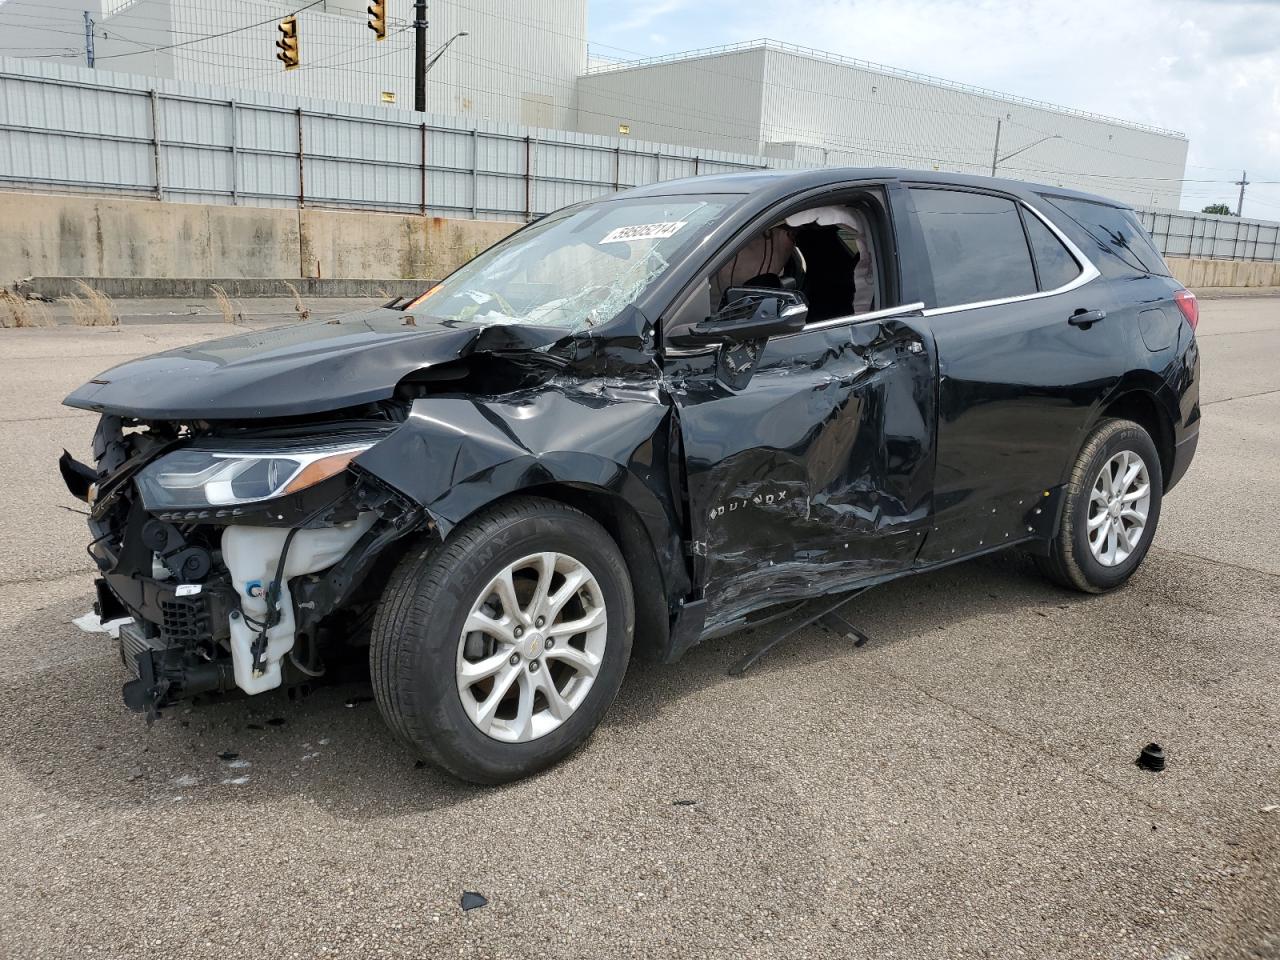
[1036,417,1164,593]
[370,497,634,784]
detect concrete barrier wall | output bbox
[3,191,1278,295]
[0,191,519,289]
[1166,256,1280,289]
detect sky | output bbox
[587,0,1280,218]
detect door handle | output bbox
[1068,308,1106,328]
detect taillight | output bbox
[1173,288,1199,331]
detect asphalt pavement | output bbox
[0,296,1277,959]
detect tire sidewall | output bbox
[402,510,633,782]
[1067,423,1164,589]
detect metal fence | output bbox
[2,56,1278,260]
[0,57,785,222]
[1136,208,1280,262]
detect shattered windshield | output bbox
[408,196,733,333]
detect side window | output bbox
[1022,210,1082,291]
[665,193,889,341]
[1042,196,1170,278]
[910,188,1037,308]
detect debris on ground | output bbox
[460,891,488,912]
[72,612,133,638]
[266,717,287,726]
[672,799,697,806]
[217,751,239,762]
[1136,742,1167,772]
[345,696,374,708]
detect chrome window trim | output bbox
[921,198,1100,318]
[797,301,926,333]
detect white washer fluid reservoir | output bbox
[222,513,377,695]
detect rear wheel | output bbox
[370,497,634,784]
[1036,418,1163,593]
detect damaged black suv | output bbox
[61,169,1199,783]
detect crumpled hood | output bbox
[62,307,566,420]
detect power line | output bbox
[0,0,1200,181]
[3,2,1269,205]
[92,0,326,61]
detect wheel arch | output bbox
[1096,386,1176,488]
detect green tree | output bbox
[1202,203,1234,216]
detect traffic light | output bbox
[368,1,386,40]
[276,16,299,70]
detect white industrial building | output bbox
[576,42,1189,209]
[0,0,1189,208]
[0,0,587,128]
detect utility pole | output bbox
[83,10,95,68]
[1235,169,1249,217]
[989,118,1001,177]
[414,0,428,113]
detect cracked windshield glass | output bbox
[409,196,732,332]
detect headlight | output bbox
[135,440,374,510]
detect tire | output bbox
[1036,417,1164,593]
[369,496,634,784]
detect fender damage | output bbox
[59,303,690,716]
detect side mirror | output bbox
[671,288,808,347]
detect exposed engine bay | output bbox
[61,408,426,719]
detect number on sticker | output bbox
[599,221,687,244]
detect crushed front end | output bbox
[61,413,423,720]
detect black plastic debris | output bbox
[345,696,374,708]
[245,723,264,731]
[217,751,239,762]
[672,799,697,806]
[1136,742,1167,772]
[820,609,871,648]
[731,588,872,676]
[460,891,488,912]
[266,717,287,727]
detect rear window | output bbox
[910,188,1038,308]
[1042,196,1170,278]
[1023,212,1082,291]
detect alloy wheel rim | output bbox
[455,552,608,743]
[1087,449,1151,567]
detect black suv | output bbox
[61,168,1200,783]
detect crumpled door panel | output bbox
[671,318,936,630]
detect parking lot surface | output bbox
[1,297,1277,959]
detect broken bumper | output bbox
[118,617,237,716]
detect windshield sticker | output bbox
[599,221,687,244]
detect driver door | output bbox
[663,186,938,632]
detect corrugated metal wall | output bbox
[0,56,785,221]
[2,56,1276,261]
[577,42,1191,210]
